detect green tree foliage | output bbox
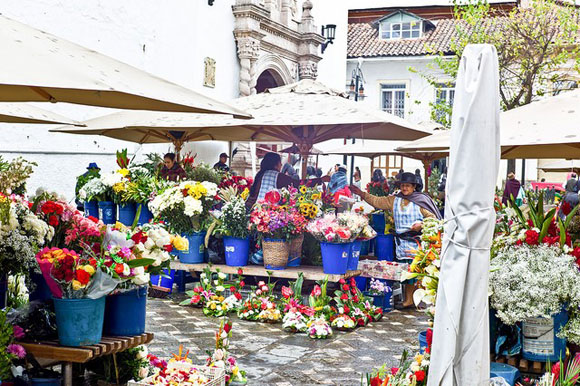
[414,0,580,128]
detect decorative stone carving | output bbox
[236,38,260,59]
[203,57,216,88]
[298,61,317,80]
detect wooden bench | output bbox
[170,261,360,285]
[18,332,154,386]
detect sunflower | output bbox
[299,185,307,194]
[311,193,321,201]
[298,196,305,203]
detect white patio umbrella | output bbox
[397,88,580,159]
[0,103,80,125]
[51,80,432,177]
[428,45,500,385]
[539,160,580,173]
[0,15,250,118]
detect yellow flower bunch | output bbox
[117,168,130,177]
[241,187,249,200]
[299,203,319,219]
[112,182,126,193]
[171,235,189,251]
[185,182,208,199]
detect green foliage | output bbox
[131,153,164,177]
[414,0,580,127]
[184,163,223,185]
[0,310,17,380]
[87,346,149,384]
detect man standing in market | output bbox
[213,153,230,172]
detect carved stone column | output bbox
[297,0,324,81]
[236,37,260,96]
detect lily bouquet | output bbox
[307,317,332,339]
[150,180,218,234]
[282,311,308,333]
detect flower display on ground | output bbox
[282,311,308,333]
[365,350,429,386]
[206,318,247,384]
[307,317,332,339]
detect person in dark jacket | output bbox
[414,169,424,192]
[502,172,521,206]
[75,162,101,211]
[160,153,186,181]
[213,153,230,172]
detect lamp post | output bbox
[347,59,365,184]
[321,24,337,54]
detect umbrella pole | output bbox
[174,140,183,162]
[299,144,312,180]
[422,159,430,193]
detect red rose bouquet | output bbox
[366,180,390,197]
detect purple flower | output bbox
[7,343,26,359]
[12,325,25,339]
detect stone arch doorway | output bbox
[255,69,285,93]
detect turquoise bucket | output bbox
[371,212,386,234]
[53,297,105,346]
[177,232,206,264]
[104,286,147,336]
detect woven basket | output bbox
[288,234,304,265]
[262,239,289,269]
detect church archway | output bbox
[256,69,285,93]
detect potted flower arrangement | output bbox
[206,318,247,384]
[363,278,392,312]
[329,314,356,331]
[308,277,333,320]
[238,272,281,323]
[282,311,308,333]
[306,214,360,275]
[212,195,251,267]
[286,185,323,267]
[150,180,218,264]
[307,317,332,339]
[248,190,308,270]
[35,247,116,346]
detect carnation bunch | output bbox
[306,214,358,243]
[248,194,308,240]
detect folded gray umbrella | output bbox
[428,45,500,386]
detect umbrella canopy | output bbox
[0,103,80,125]
[52,79,432,177]
[539,160,580,173]
[0,15,250,118]
[397,88,580,159]
[428,45,500,385]
[326,140,444,160]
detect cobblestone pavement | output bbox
[146,293,428,386]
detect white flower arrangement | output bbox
[282,311,308,333]
[330,314,355,330]
[307,317,333,339]
[489,244,580,326]
[78,177,108,202]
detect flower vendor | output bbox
[245,152,330,210]
[350,171,441,307]
[160,152,187,182]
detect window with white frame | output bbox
[380,20,422,40]
[434,83,455,123]
[381,83,406,118]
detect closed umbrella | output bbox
[0,15,250,118]
[428,45,500,385]
[0,103,80,125]
[397,88,580,159]
[51,80,432,177]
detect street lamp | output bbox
[321,24,337,54]
[346,60,365,182]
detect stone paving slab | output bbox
[146,295,426,386]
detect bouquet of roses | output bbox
[0,194,53,278]
[150,180,218,234]
[308,276,333,319]
[307,317,333,339]
[248,191,308,241]
[130,222,188,274]
[206,318,247,385]
[333,277,370,327]
[306,214,359,243]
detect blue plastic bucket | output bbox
[224,236,250,267]
[150,269,175,294]
[348,240,362,271]
[372,212,386,234]
[137,203,153,225]
[118,202,137,226]
[320,242,350,275]
[287,256,301,267]
[360,240,370,256]
[354,276,368,291]
[363,291,392,312]
[419,330,428,354]
[30,377,62,386]
[84,200,99,218]
[177,232,206,264]
[98,201,117,225]
[104,286,147,336]
[490,362,521,386]
[376,234,395,261]
[29,272,52,302]
[522,309,568,362]
[53,297,105,346]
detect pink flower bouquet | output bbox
[306,214,359,243]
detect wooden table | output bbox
[171,261,360,283]
[18,332,154,386]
